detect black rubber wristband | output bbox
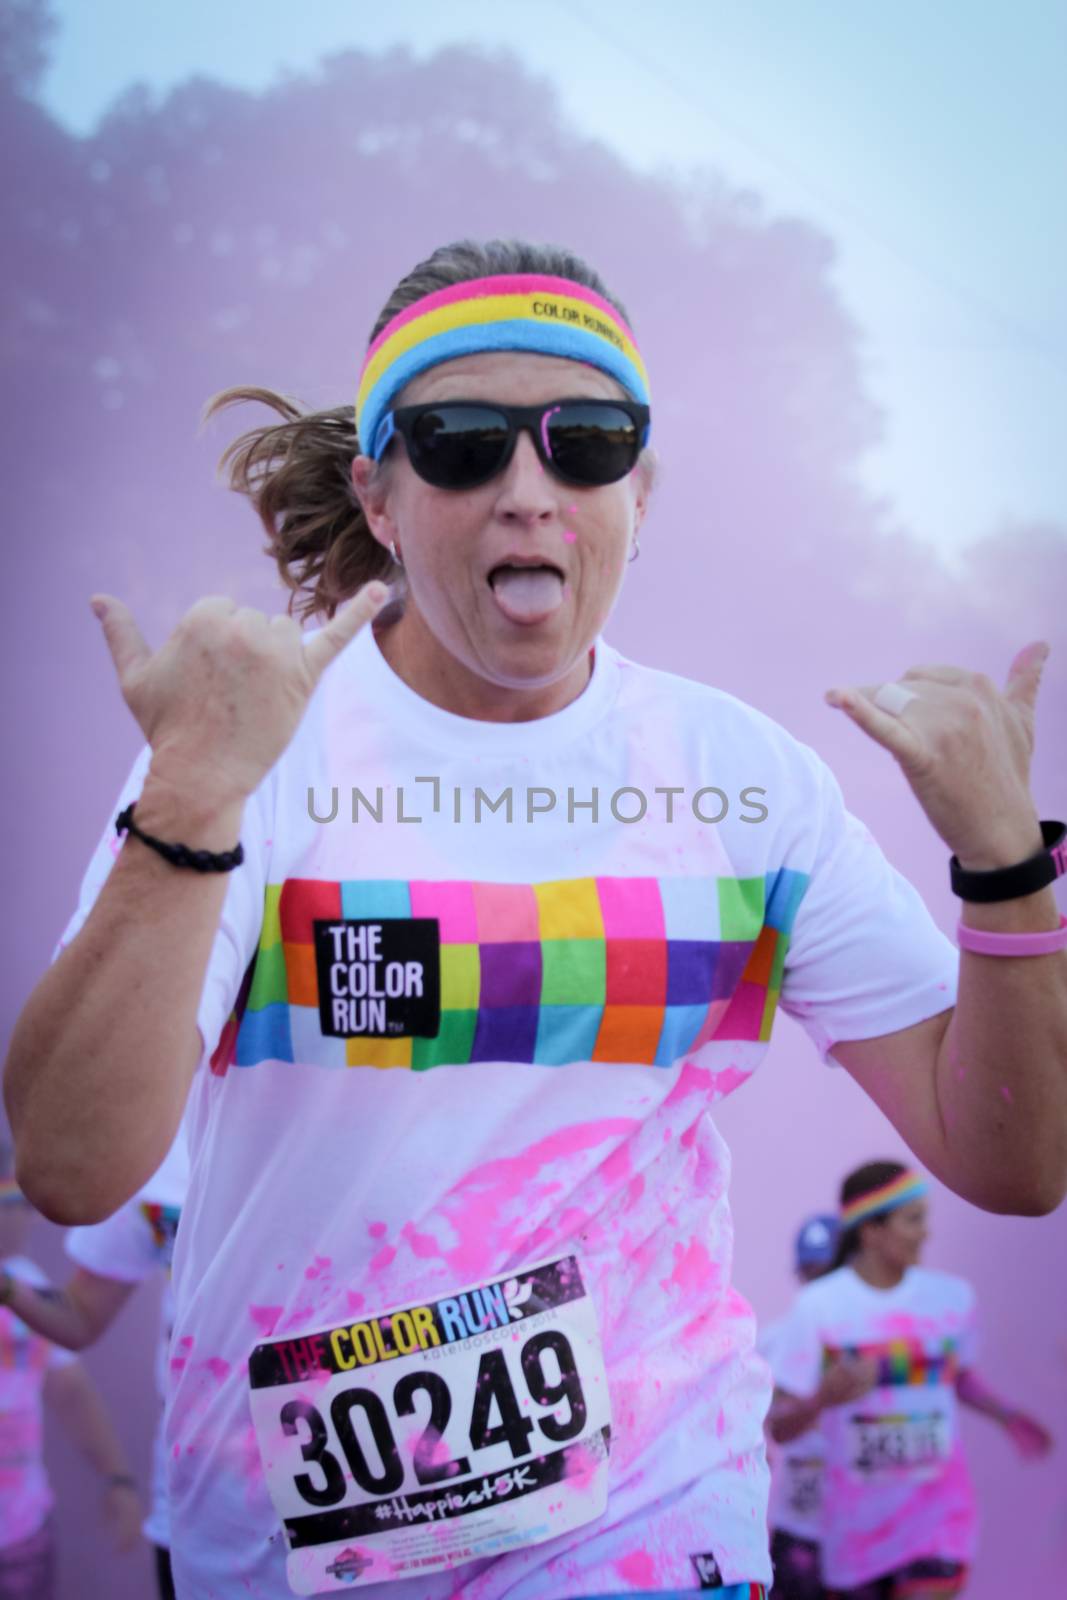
[116,802,244,873]
[949,819,1067,903]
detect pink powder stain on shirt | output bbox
[679,1120,700,1150]
[368,1222,388,1239]
[201,1357,231,1383]
[662,1235,714,1298]
[563,1442,600,1492]
[248,1305,283,1336]
[304,1255,332,1280]
[370,1244,397,1273]
[662,1057,715,1111]
[556,1206,590,1237]
[345,1291,365,1313]
[707,1063,751,1100]
[614,1550,660,1586]
[435,1117,637,1279]
[401,1221,442,1259]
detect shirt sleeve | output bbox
[779,757,959,1063]
[65,1202,157,1285]
[766,1294,824,1399]
[53,747,274,1070]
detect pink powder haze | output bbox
[2,11,1064,1599]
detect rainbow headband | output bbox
[840,1171,928,1230]
[356,274,651,462]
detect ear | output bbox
[351,455,397,556]
[631,445,657,532]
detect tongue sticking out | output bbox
[489,567,565,622]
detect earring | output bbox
[389,540,404,568]
[628,537,641,564]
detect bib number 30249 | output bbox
[248,1256,612,1594]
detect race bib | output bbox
[249,1256,612,1594]
[847,1408,951,1476]
[784,1455,823,1518]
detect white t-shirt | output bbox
[770,1264,978,1587]
[58,626,958,1597]
[64,1133,189,1549]
[0,1256,78,1549]
[759,1313,825,1544]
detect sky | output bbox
[33,0,1067,556]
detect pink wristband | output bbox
[957,914,1067,956]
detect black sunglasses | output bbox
[371,399,651,490]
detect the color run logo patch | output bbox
[313,918,440,1039]
[248,1256,612,1594]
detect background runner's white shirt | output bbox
[58,627,958,1597]
[770,1264,978,1588]
[759,1313,825,1544]
[64,1131,189,1550]
[0,1257,78,1549]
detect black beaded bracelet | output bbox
[116,802,244,873]
[949,819,1067,903]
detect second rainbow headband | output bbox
[840,1170,929,1230]
[356,274,652,462]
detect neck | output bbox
[850,1251,906,1290]
[374,611,594,723]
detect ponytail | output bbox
[203,386,397,622]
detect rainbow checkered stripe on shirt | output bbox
[823,1337,964,1388]
[211,870,809,1074]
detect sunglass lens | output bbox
[408,406,510,488]
[545,404,640,485]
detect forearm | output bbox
[47,1365,134,1479]
[0,1267,132,1350]
[935,879,1067,1215]
[767,1389,823,1445]
[0,1275,94,1349]
[956,1369,1019,1425]
[4,774,244,1223]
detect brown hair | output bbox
[831,1159,909,1268]
[204,238,639,622]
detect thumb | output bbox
[1004,640,1049,707]
[90,594,152,682]
[304,580,390,681]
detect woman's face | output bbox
[352,350,650,713]
[871,1198,929,1271]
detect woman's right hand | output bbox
[91,582,389,808]
[817,1353,880,1409]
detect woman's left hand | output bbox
[103,1481,144,1552]
[1005,1410,1054,1459]
[825,641,1049,868]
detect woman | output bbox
[767,1162,1054,1599]
[0,1131,188,1599]
[759,1214,844,1600]
[5,237,1066,1598]
[0,1148,143,1598]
